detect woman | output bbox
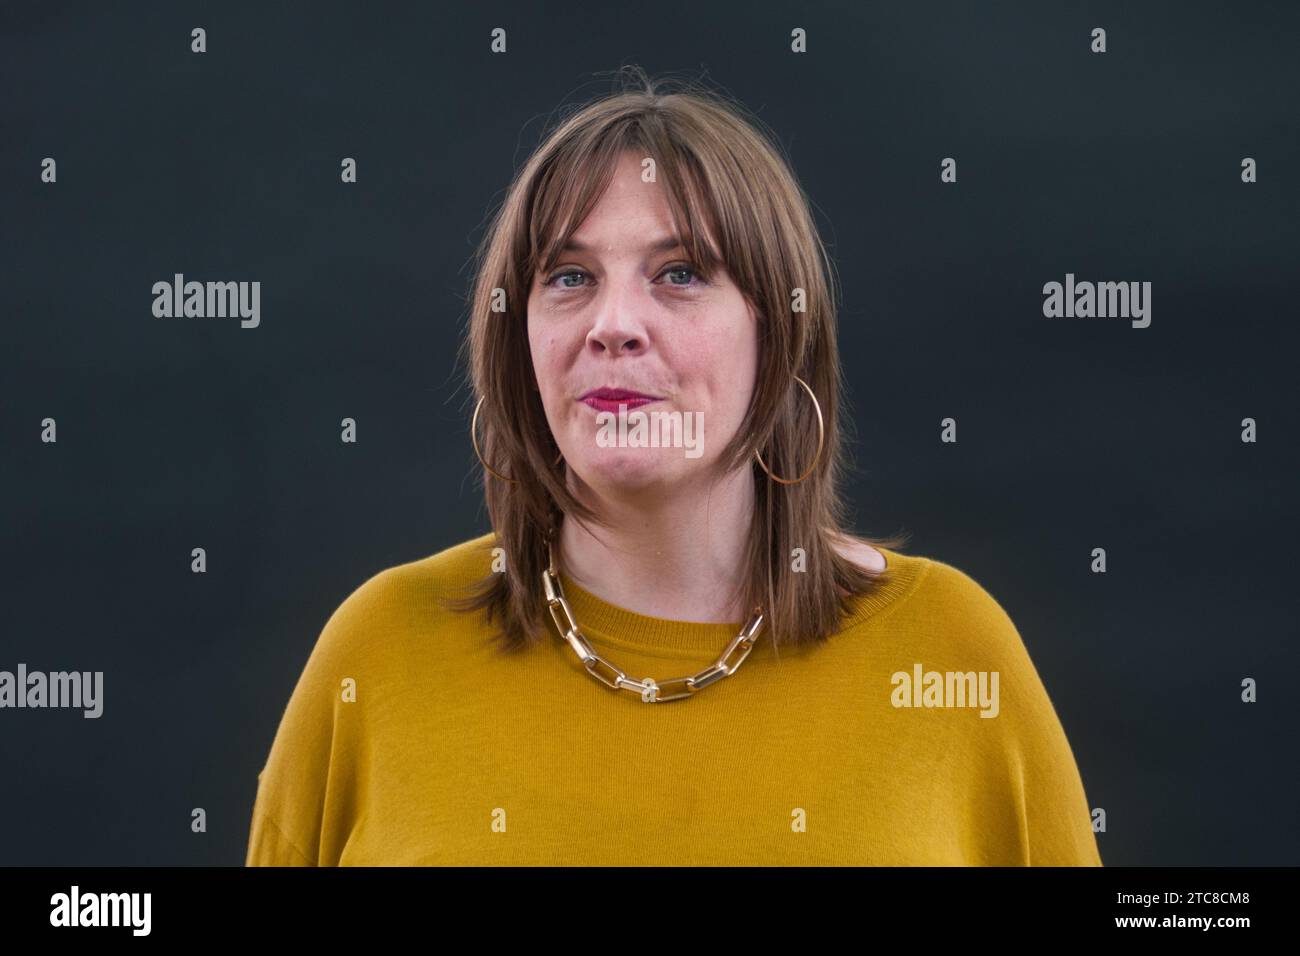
[246,68,1102,866]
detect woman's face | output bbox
[526,150,759,494]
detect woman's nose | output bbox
[585,281,650,355]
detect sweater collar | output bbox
[552,546,924,656]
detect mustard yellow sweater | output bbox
[245,533,1102,866]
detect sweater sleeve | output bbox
[246,790,315,866]
[927,559,1103,866]
[980,585,1103,866]
[244,570,384,867]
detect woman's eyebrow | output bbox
[559,235,687,255]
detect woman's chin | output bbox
[571,449,687,491]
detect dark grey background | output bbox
[2,0,1296,865]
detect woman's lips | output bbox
[580,396,659,413]
[579,388,662,414]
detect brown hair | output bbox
[445,66,909,653]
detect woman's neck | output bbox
[557,467,756,624]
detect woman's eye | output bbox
[660,265,704,287]
[546,269,588,289]
[544,264,705,290]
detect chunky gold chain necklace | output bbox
[542,539,766,702]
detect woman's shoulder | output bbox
[840,541,1029,660]
[370,531,501,597]
[877,550,1067,715]
[881,549,1023,649]
[306,533,500,657]
[913,553,1023,646]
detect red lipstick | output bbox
[579,387,662,414]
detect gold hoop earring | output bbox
[754,375,824,485]
[471,395,562,483]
